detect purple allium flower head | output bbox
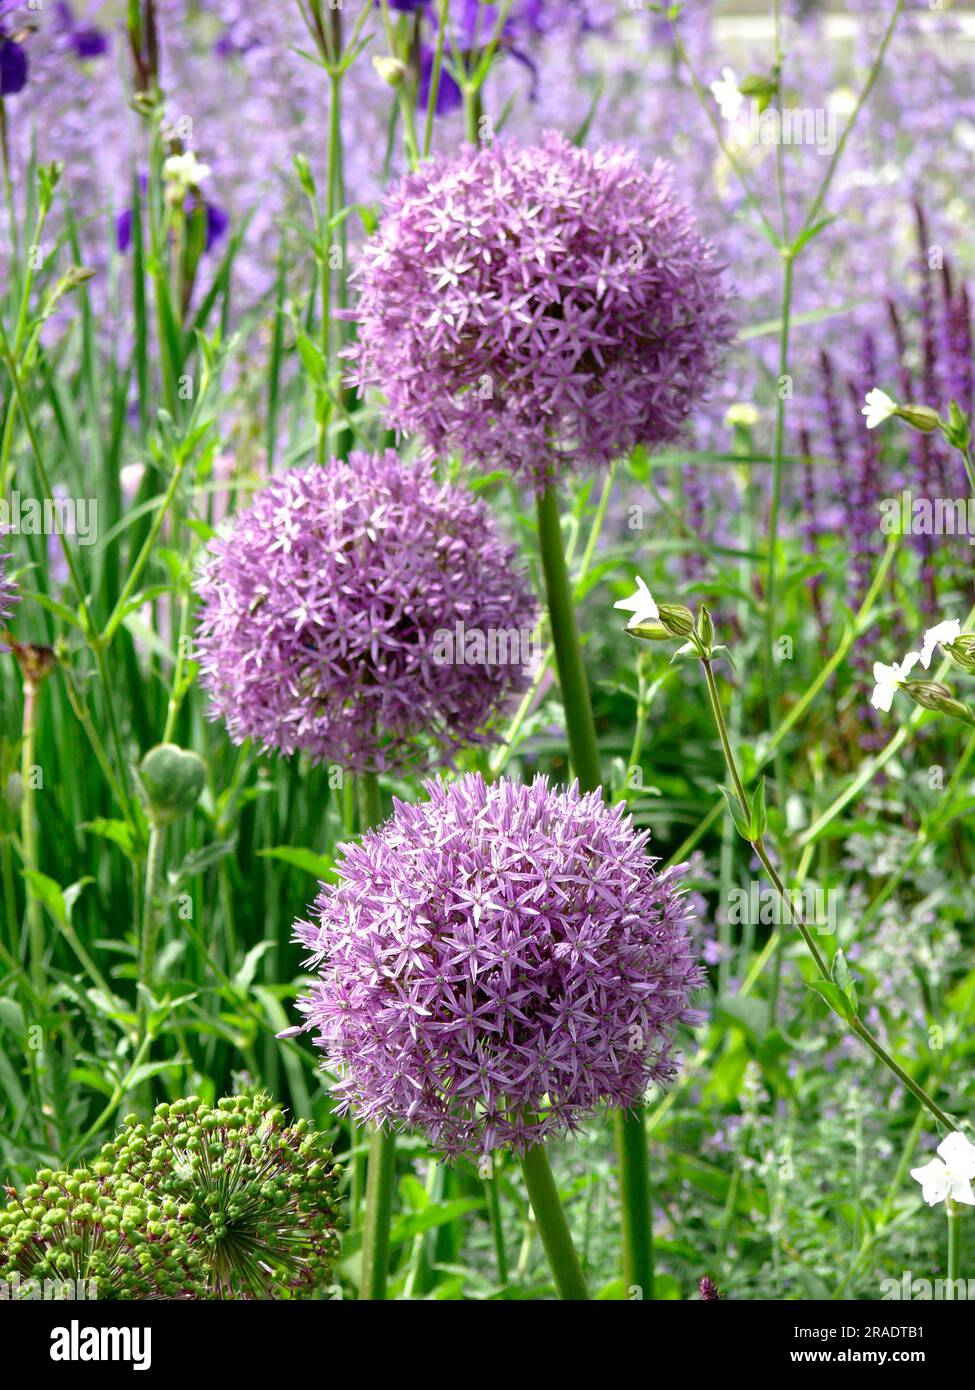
[0,544,18,652]
[293,773,705,1157]
[194,453,538,774]
[347,132,733,487]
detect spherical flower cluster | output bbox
[0,1157,209,1301]
[293,773,704,1158]
[0,544,18,652]
[347,131,733,486]
[110,1094,342,1298]
[194,453,538,773]
[0,1095,342,1300]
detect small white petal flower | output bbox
[614,576,659,631]
[862,388,898,430]
[920,618,962,670]
[710,67,743,124]
[870,651,920,712]
[163,151,211,195]
[937,1131,975,1179]
[911,1157,953,1207]
[912,1133,975,1207]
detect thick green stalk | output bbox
[535,482,652,1296]
[356,768,397,1300]
[534,485,601,792]
[360,1124,396,1300]
[614,1108,654,1299]
[521,1143,589,1300]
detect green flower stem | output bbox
[798,599,975,848]
[535,485,601,792]
[535,482,651,1297]
[484,1169,510,1287]
[356,768,397,1300]
[667,532,901,868]
[948,1200,962,1295]
[699,656,955,1132]
[614,1108,654,1299]
[422,0,450,159]
[138,821,165,1041]
[491,468,615,779]
[360,1125,397,1300]
[20,679,44,998]
[378,1,420,168]
[521,1142,589,1300]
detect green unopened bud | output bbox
[696,605,715,651]
[895,404,942,434]
[137,744,206,826]
[627,619,673,642]
[944,399,973,452]
[372,55,408,87]
[724,403,759,431]
[292,154,316,201]
[944,634,975,674]
[901,680,975,726]
[656,604,696,639]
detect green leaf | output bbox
[83,817,143,860]
[830,948,859,1014]
[806,979,857,1022]
[715,994,767,1040]
[719,786,752,841]
[257,846,337,881]
[749,777,768,839]
[22,870,68,925]
[388,1198,483,1247]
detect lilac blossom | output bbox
[347,132,733,487]
[293,773,705,1158]
[193,452,538,774]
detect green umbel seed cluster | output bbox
[0,1093,342,1299]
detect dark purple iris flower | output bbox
[0,37,26,96]
[116,189,228,256]
[55,3,109,60]
[200,199,229,252]
[418,45,461,115]
[70,26,109,59]
[115,205,135,254]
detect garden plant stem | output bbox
[535,481,648,1298]
[947,1201,962,1294]
[355,768,399,1301]
[21,678,44,997]
[699,657,955,1132]
[520,1142,589,1301]
[138,822,165,1041]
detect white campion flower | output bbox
[614,576,659,631]
[920,618,962,669]
[162,151,211,196]
[862,388,898,430]
[911,1132,975,1207]
[710,67,743,124]
[870,651,920,712]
